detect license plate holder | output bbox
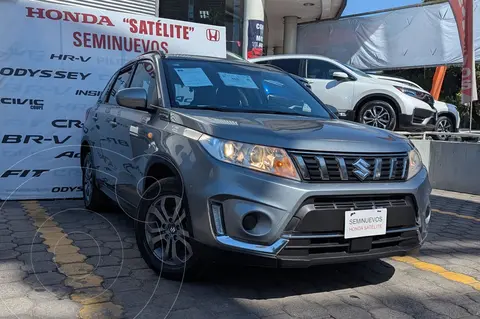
[344,208,387,239]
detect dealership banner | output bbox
[449,0,478,103]
[297,0,480,70]
[0,0,226,200]
[247,20,264,59]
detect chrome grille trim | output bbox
[281,226,419,239]
[316,156,330,180]
[313,198,408,210]
[291,152,409,183]
[335,157,348,181]
[389,158,398,180]
[373,158,382,180]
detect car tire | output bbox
[433,116,454,141]
[82,149,110,211]
[136,177,204,281]
[357,100,397,131]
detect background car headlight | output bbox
[407,148,423,180]
[199,135,300,181]
[395,86,429,101]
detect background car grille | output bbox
[291,152,409,182]
[412,108,436,124]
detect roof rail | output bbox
[142,50,166,58]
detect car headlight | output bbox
[407,148,423,180]
[199,135,300,181]
[395,86,428,101]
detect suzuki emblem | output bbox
[352,158,371,181]
[206,29,220,42]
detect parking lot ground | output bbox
[0,189,478,319]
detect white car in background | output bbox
[372,74,460,139]
[251,54,437,132]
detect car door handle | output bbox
[109,118,117,127]
[93,113,98,121]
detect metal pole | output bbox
[469,102,473,132]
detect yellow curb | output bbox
[432,209,480,222]
[65,275,104,289]
[391,256,418,264]
[55,253,87,264]
[413,261,445,273]
[59,263,94,276]
[71,288,113,305]
[392,256,480,291]
[26,209,47,214]
[34,221,59,228]
[78,302,123,319]
[442,272,477,285]
[40,232,67,239]
[22,204,42,209]
[24,208,47,214]
[472,283,480,290]
[48,245,80,255]
[38,226,65,234]
[28,201,123,318]
[43,237,73,247]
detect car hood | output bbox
[370,75,430,94]
[170,109,412,154]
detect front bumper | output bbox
[182,144,432,267]
[399,108,436,132]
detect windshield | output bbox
[343,64,371,78]
[163,59,332,119]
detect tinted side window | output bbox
[107,68,133,104]
[255,60,270,65]
[307,59,341,80]
[100,73,117,103]
[269,59,301,76]
[130,61,158,106]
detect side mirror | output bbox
[332,71,350,81]
[327,105,339,117]
[116,88,148,110]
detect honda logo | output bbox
[206,29,220,42]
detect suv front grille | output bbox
[291,152,408,182]
[291,195,417,234]
[279,229,419,257]
[279,195,419,258]
[313,197,408,210]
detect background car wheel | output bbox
[136,177,204,281]
[357,100,397,131]
[433,116,454,141]
[82,150,110,211]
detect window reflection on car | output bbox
[163,59,331,119]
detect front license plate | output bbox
[344,208,387,239]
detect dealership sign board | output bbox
[448,0,478,104]
[0,0,226,200]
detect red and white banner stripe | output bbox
[449,0,478,104]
